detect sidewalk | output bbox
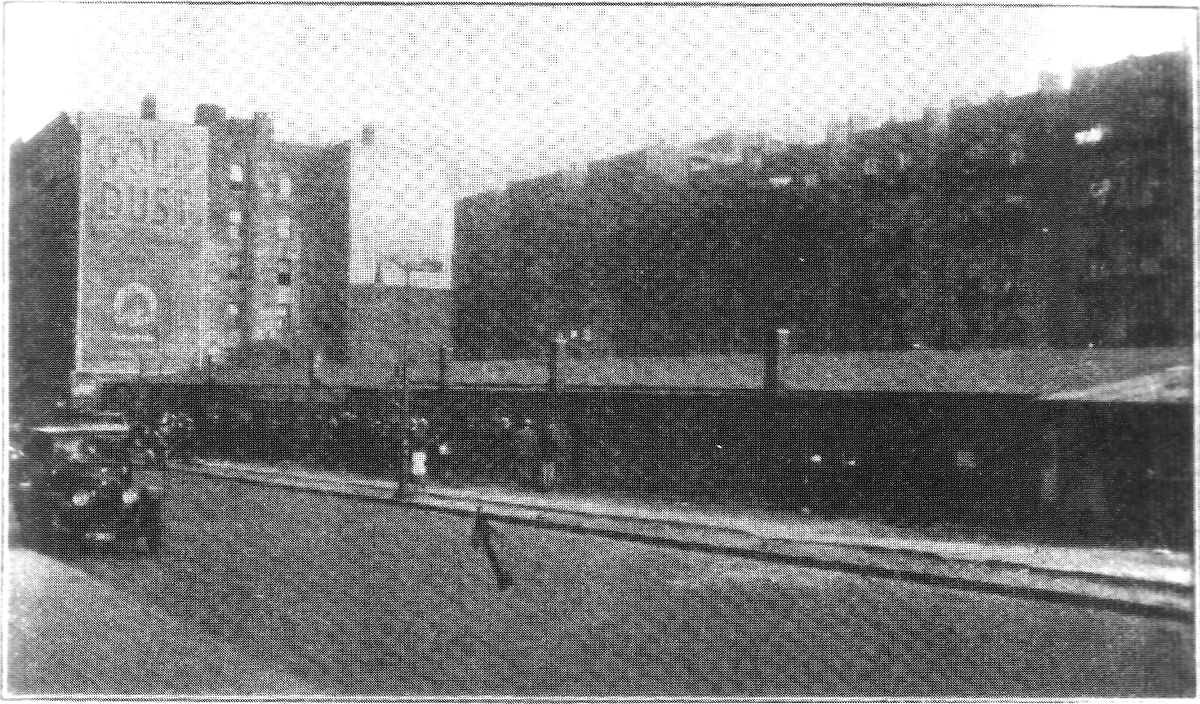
[442,484,1193,585]
[186,458,1192,615]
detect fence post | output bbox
[548,334,567,393]
[763,328,789,394]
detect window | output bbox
[227,225,241,242]
[862,158,880,176]
[1075,126,1107,145]
[228,211,242,224]
[229,163,244,184]
[276,216,290,239]
[277,173,292,200]
[277,272,291,286]
[227,303,238,318]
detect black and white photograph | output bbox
[4,2,1195,698]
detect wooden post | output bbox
[437,346,449,391]
[1041,424,1061,507]
[548,334,567,393]
[763,328,789,394]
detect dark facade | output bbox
[10,115,81,401]
[347,283,452,376]
[453,51,1192,356]
[292,139,353,363]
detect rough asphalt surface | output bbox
[8,469,1195,697]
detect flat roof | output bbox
[32,423,130,435]
[1041,365,1192,404]
[148,346,1192,397]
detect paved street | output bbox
[8,469,1194,697]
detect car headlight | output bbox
[122,489,140,505]
[72,490,95,507]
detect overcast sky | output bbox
[5,4,1193,196]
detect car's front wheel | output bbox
[142,508,163,555]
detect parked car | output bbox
[10,420,164,554]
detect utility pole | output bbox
[137,353,147,423]
[399,262,413,480]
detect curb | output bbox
[178,460,1193,622]
[427,486,1194,596]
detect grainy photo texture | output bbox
[4,3,1195,698]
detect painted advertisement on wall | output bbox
[76,112,211,376]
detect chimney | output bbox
[141,94,158,121]
[253,112,273,141]
[922,105,946,125]
[195,103,226,127]
[1038,70,1063,93]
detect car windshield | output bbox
[28,431,129,465]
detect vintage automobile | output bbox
[10,420,164,554]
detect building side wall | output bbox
[294,141,352,362]
[74,112,211,376]
[347,137,453,289]
[347,285,451,376]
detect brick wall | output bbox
[347,284,451,376]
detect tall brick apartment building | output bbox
[10,99,453,401]
[453,51,1191,355]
